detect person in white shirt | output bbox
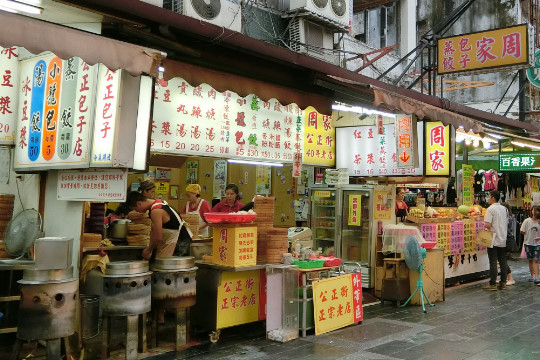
[483,191,509,291]
[521,206,540,282]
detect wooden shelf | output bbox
[0,295,20,302]
[0,327,17,334]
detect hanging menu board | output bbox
[15,53,96,170]
[303,106,335,166]
[462,164,473,206]
[151,78,303,163]
[336,123,424,177]
[0,46,19,145]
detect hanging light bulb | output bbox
[472,140,479,147]
[464,138,472,146]
[483,141,491,149]
[456,134,464,143]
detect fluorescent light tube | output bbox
[227,159,283,167]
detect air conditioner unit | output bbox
[290,18,338,65]
[287,0,349,29]
[164,0,242,33]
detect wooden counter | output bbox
[408,248,444,305]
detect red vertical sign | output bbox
[352,273,363,322]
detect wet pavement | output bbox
[147,257,540,360]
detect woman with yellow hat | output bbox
[181,184,211,237]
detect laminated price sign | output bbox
[313,274,354,335]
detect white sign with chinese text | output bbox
[151,78,301,163]
[0,46,18,145]
[90,66,121,167]
[57,168,127,201]
[336,123,424,177]
[15,54,96,170]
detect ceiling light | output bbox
[464,139,471,146]
[472,140,479,147]
[227,159,283,167]
[483,141,491,149]
[0,0,42,14]
[486,132,504,140]
[511,141,540,151]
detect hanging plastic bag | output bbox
[521,244,527,259]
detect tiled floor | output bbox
[146,257,540,360]
[5,258,539,359]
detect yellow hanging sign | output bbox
[303,106,335,166]
[348,195,361,226]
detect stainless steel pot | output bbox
[110,219,131,239]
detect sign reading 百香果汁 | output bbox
[438,24,534,75]
[499,153,540,172]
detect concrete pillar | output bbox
[400,0,417,59]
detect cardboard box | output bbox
[212,224,257,267]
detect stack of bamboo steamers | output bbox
[253,197,288,264]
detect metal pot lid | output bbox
[151,266,198,273]
[106,261,149,275]
[112,219,131,224]
[152,256,195,270]
[19,267,75,284]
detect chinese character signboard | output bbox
[425,122,450,176]
[499,153,540,172]
[91,66,121,167]
[255,165,271,195]
[395,115,416,169]
[527,49,540,88]
[351,273,363,322]
[213,159,227,198]
[313,274,355,335]
[216,270,260,329]
[438,24,534,75]
[373,189,392,220]
[0,46,18,144]
[155,167,171,181]
[348,195,361,226]
[212,225,257,268]
[15,54,96,170]
[336,123,424,177]
[155,182,169,199]
[303,106,335,166]
[57,168,127,201]
[462,164,473,206]
[151,77,302,163]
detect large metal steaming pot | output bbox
[17,267,78,340]
[151,257,197,308]
[102,261,151,316]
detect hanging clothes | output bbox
[474,169,484,194]
[447,177,457,204]
[484,169,495,191]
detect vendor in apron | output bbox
[395,187,409,222]
[182,184,211,238]
[125,191,182,260]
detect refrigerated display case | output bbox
[309,185,395,288]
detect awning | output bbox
[0,11,162,77]
[163,58,333,113]
[374,87,483,132]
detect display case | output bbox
[309,189,337,256]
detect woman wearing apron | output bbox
[395,187,409,222]
[182,184,211,237]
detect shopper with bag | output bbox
[483,191,509,291]
[521,206,540,283]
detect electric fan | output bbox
[3,209,43,259]
[401,236,434,312]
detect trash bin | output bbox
[81,294,100,339]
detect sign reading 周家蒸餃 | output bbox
[499,153,540,172]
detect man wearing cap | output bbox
[182,184,211,238]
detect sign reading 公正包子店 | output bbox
[499,153,540,172]
[438,24,534,75]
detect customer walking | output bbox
[501,203,516,285]
[483,191,509,291]
[521,206,540,282]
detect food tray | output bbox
[421,242,437,249]
[406,215,453,224]
[204,212,258,224]
[291,260,325,269]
